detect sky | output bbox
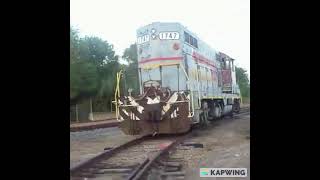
[70,0,250,76]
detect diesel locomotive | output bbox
[114,22,241,135]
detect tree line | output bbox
[235,67,250,99]
[70,27,138,111]
[70,27,249,111]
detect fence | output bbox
[70,98,116,123]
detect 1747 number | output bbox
[159,32,180,40]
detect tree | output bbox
[70,27,100,103]
[70,27,121,107]
[235,67,250,98]
[79,37,118,67]
[79,36,121,110]
[122,43,137,64]
[70,60,98,102]
[70,27,80,63]
[122,43,139,95]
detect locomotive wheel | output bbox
[199,112,208,126]
[200,102,209,126]
[228,109,234,118]
[213,104,222,119]
[233,103,240,114]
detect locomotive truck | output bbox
[114,22,241,135]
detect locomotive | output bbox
[114,22,241,136]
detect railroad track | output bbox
[70,134,191,180]
[70,106,250,180]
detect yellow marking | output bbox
[202,96,224,99]
[140,62,181,70]
[202,96,241,100]
[114,70,123,121]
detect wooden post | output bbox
[89,98,94,121]
[75,104,79,122]
[70,107,72,123]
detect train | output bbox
[114,22,241,135]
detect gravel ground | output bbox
[70,127,121,141]
[182,112,250,180]
[70,127,137,168]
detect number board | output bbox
[137,35,150,44]
[159,32,180,40]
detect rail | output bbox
[70,133,191,180]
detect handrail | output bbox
[179,64,194,117]
[114,70,123,121]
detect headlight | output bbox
[173,43,180,50]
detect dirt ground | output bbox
[182,112,250,180]
[70,127,137,168]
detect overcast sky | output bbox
[70,0,250,76]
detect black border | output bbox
[5,0,317,179]
[251,0,319,179]
[3,0,70,179]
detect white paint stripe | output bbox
[122,109,129,116]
